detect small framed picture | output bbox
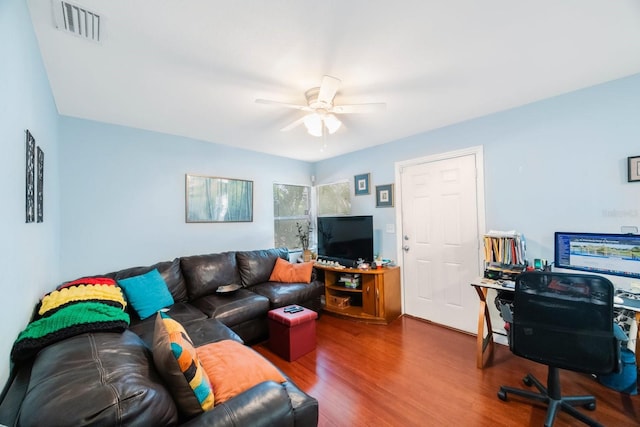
[354,173,370,195]
[628,156,640,182]
[376,184,394,208]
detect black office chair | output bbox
[497,271,620,427]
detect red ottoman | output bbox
[268,306,318,361]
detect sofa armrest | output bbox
[0,363,31,426]
[283,380,320,427]
[180,381,294,427]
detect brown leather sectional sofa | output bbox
[0,247,322,426]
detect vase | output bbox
[303,250,312,262]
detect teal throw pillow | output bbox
[117,269,174,320]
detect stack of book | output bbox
[483,231,526,266]
[483,230,527,280]
[339,274,361,289]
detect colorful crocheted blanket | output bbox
[11,278,130,362]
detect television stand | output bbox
[315,264,401,324]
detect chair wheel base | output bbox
[498,371,604,427]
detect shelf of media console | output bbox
[326,283,362,293]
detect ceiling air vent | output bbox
[53,1,101,42]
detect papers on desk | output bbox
[500,280,515,289]
[480,278,515,289]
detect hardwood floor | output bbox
[253,314,640,427]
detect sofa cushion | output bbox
[181,252,241,300]
[18,331,178,427]
[129,308,243,350]
[249,280,325,308]
[196,339,285,405]
[236,248,288,287]
[128,302,208,348]
[190,289,270,326]
[269,257,314,283]
[117,269,175,320]
[114,258,189,303]
[185,318,244,346]
[153,313,215,417]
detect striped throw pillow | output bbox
[152,312,214,416]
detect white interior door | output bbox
[399,149,483,334]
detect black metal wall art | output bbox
[37,146,44,222]
[24,130,44,223]
[25,130,35,223]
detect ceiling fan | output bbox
[255,75,386,137]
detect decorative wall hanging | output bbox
[25,130,35,223]
[185,174,253,222]
[354,173,370,196]
[375,184,394,208]
[37,146,44,222]
[628,156,640,182]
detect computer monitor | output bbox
[554,232,640,284]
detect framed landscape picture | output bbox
[354,173,370,196]
[185,174,253,222]
[376,184,394,208]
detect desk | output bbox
[470,278,513,368]
[470,277,640,369]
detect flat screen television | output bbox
[317,215,374,267]
[554,232,640,279]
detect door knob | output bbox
[402,245,410,252]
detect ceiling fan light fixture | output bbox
[324,114,342,134]
[304,113,323,137]
[257,74,385,136]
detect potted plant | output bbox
[296,221,312,261]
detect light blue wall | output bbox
[59,117,314,279]
[315,73,640,276]
[0,0,61,386]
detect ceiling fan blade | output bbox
[255,99,312,111]
[280,116,307,132]
[317,75,341,105]
[332,103,386,114]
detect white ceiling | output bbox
[27,0,640,162]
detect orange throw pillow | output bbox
[268,257,313,283]
[196,340,285,405]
